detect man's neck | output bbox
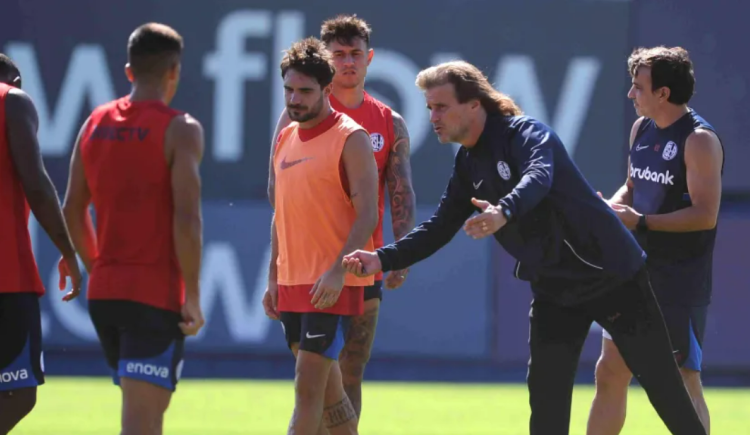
[299,106,333,130]
[130,84,166,104]
[332,84,365,109]
[460,110,489,148]
[652,104,689,129]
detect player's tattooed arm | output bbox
[385,111,417,240]
[383,111,416,288]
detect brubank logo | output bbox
[630,165,674,186]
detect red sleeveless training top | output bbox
[80,96,184,312]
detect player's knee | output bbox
[595,355,631,390]
[294,355,329,404]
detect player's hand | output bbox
[310,267,345,310]
[263,282,279,320]
[384,268,409,290]
[610,203,641,230]
[57,255,83,302]
[179,294,205,336]
[342,250,381,278]
[464,198,507,239]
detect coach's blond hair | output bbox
[415,61,523,116]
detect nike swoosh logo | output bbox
[635,144,649,151]
[280,156,312,170]
[306,332,326,339]
[473,180,484,189]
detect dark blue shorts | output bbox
[279,312,351,360]
[605,304,707,371]
[89,300,185,391]
[364,280,383,301]
[0,293,44,391]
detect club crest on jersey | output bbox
[497,161,511,180]
[370,132,385,152]
[662,141,678,161]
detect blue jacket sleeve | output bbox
[376,155,476,272]
[497,119,555,218]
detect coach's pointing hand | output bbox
[464,198,507,239]
[342,250,381,278]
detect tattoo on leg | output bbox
[324,396,357,428]
[340,304,379,418]
[340,305,379,378]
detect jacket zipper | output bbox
[563,239,603,270]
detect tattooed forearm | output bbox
[385,111,416,241]
[324,396,357,428]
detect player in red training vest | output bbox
[0,54,81,434]
[61,23,205,435]
[268,15,417,423]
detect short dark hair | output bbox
[127,23,183,80]
[628,46,695,105]
[280,37,335,88]
[320,14,372,47]
[0,53,21,86]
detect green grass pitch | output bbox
[12,377,750,434]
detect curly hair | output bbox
[280,37,336,88]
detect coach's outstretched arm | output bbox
[343,153,476,277]
[310,129,379,310]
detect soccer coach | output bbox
[342,61,706,435]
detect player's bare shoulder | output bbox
[5,87,39,123]
[165,113,205,163]
[686,128,723,160]
[345,128,372,153]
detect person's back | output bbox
[81,97,183,312]
[62,23,205,435]
[0,83,44,296]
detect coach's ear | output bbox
[322,83,333,97]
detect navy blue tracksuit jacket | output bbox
[377,114,647,305]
